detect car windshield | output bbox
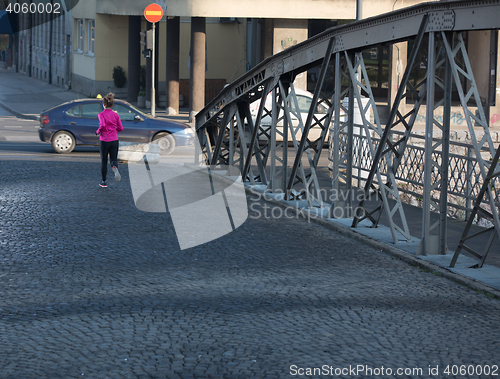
[126,103,150,119]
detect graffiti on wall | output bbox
[281,38,297,51]
[415,112,466,125]
[37,52,48,67]
[415,111,500,126]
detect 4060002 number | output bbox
[444,365,498,376]
[5,2,61,14]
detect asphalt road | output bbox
[0,114,200,162]
[0,113,100,160]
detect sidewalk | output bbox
[0,70,191,125]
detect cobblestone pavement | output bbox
[1,159,500,379]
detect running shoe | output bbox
[112,166,121,182]
[99,181,107,188]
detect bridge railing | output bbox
[333,129,500,226]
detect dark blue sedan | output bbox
[38,99,195,154]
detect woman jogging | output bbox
[96,93,123,188]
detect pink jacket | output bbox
[96,109,124,141]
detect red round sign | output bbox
[144,4,163,23]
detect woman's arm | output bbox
[116,113,124,132]
[96,113,104,135]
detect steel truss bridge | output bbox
[195,0,500,267]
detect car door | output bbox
[79,103,102,143]
[64,103,101,144]
[111,103,149,143]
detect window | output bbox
[66,105,81,117]
[81,103,102,118]
[297,95,327,115]
[43,14,46,50]
[37,14,41,49]
[59,15,65,54]
[33,15,37,49]
[87,20,95,55]
[54,15,59,53]
[45,14,49,51]
[57,16,62,54]
[76,19,84,52]
[297,95,312,113]
[112,104,137,121]
[316,103,328,115]
[39,14,43,49]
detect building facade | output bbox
[16,1,72,88]
[8,0,500,127]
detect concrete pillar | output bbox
[127,16,141,103]
[468,30,491,105]
[166,17,180,115]
[469,30,500,127]
[272,19,308,91]
[356,0,362,20]
[189,17,206,123]
[263,19,274,60]
[388,42,407,111]
[246,19,259,70]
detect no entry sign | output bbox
[144,4,163,23]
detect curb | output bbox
[0,100,39,121]
[244,185,500,299]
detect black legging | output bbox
[99,140,119,181]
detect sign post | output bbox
[144,4,163,117]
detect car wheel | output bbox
[52,131,76,154]
[153,133,175,155]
